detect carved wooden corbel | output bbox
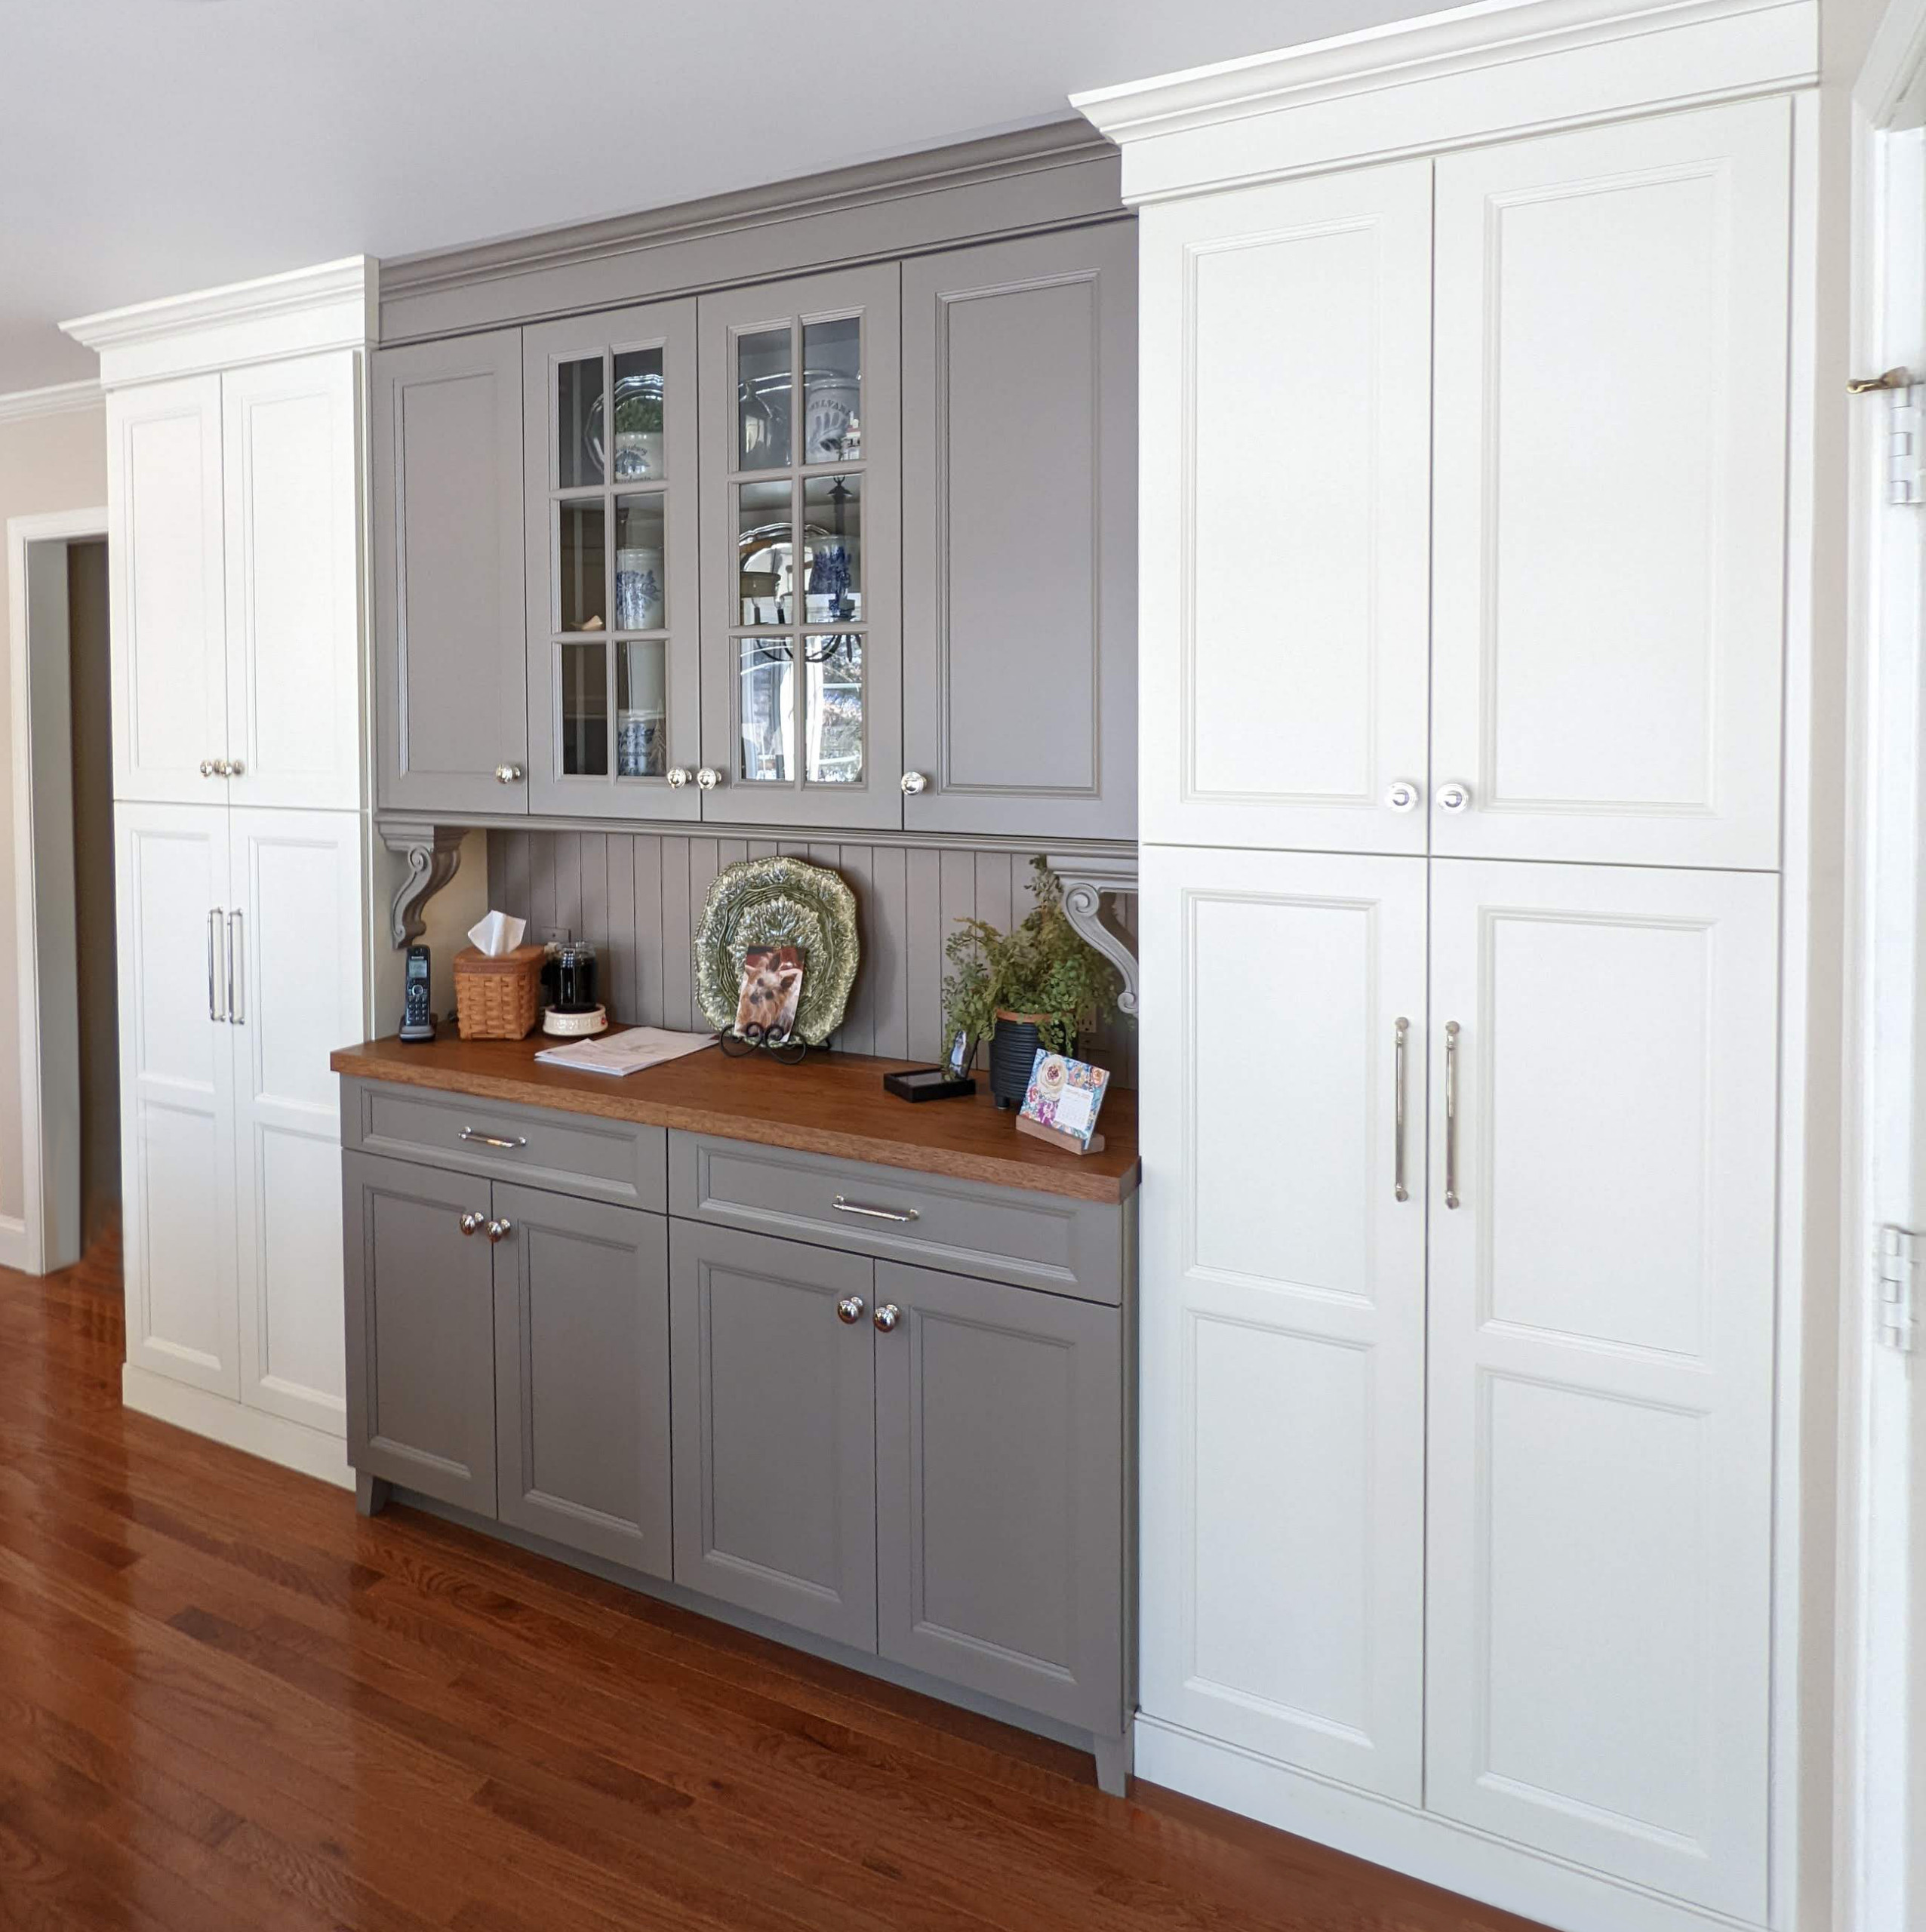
[380,822,466,949]
[1047,851,1140,1017]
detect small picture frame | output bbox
[883,1064,977,1103]
[947,1029,974,1078]
[1014,1049,1110,1155]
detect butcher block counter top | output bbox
[330,1034,1140,1204]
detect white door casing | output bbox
[1423,858,1778,1918]
[1429,98,1790,869]
[1138,162,1432,854]
[1137,844,1428,1800]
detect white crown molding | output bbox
[61,255,377,389]
[0,379,102,427]
[1071,0,1817,200]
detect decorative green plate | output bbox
[694,857,860,1045]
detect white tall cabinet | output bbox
[66,260,378,1489]
[1079,5,1817,1930]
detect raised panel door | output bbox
[372,331,528,815]
[1423,858,1777,1916]
[669,1220,876,1647]
[1430,99,1790,868]
[222,353,362,811]
[107,377,228,804]
[901,223,1137,838]
[115,803,236,1394]
[229,808,365,1436]
[493,1183,672,1577]
[874,1260,1122,1732]
[1137,844,1427,1799]
[1137,162,1432,853]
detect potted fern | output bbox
[943,858,1125,1109]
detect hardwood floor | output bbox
[0,1239,1545,1932]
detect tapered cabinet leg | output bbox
[355,1472,392,1518]
[1093,1725,1133,1798]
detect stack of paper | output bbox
[534,1027,717,1077]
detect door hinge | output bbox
[1876,1226,1918,1352]
[1886,384,1924,506]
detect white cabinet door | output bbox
[1423,859,1777,1917]
[228,808,365,1436]
[115,804,237,1394]
[1430,100,1790,869]
[107,377,229,804]
[1139,162,1432,854]
[222,355,363,811]
[1138,844,1427,1799]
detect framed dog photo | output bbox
[734,946,804,1041]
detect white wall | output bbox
[0,395,106,1226]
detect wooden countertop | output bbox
[330,1033,1140,1204]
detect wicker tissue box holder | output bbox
[453,943,546,1040]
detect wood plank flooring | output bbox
[0,1239,1546,1932]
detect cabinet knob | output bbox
[223,758,244,778]
[835,1295,866,1325]
[494,763,525,785]
[458,1211,485,1237]
[1385,779,1420,813]
[200,758,218,779]
[485,1217,514,1244]
[872,1303,901,1334]
[696,767,722,790]
[665,767,692,789]
[1436,780,1472,814]
[900,771,928,795]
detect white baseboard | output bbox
[0,1213,32,1272]
[1134,1715,1764,1932]
[121,1364,354,1492]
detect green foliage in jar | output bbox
[615,389,663,435]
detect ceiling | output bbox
[0,0,1454,394]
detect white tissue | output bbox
[467,909,528,957]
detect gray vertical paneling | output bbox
[868,845,909,1060]
[660,836,693,1030]
[905,848,945,1064]
[632,835,664,1026]
[554,832,583,941]
[607,834,638,1022]
[831,844,874,1057]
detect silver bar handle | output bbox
[207,910,225,1022]
[1392,1017,1410,1203]
[1444,1021,1461,1211]
[460,1126,528,1150]
[226,911,244,1025]
[832,1195,919,1225]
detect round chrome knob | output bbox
[1436,781,1472,814]
[494,763,524,785]
[200,758,218,779]
[485,1217,513,1244]
[224,758,244,777]
[458,1211,485,1237]
[665,766,692,789]
[900,771,928,796]
[696,767,722,790]
[872,1303,900,1334]
[835,1295,866,1325]
[1385,779,1420,813]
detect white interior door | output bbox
[1423,857,1777,1918]
[107,377,229,804]
[1137,844,1427,1799]
[1430,98,1790,869]
[1137,162,1432,854]
[115,802,237,1395]
[222,353,363,811]
[228,808,365,1436]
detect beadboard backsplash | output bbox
[485,831,1139,1086]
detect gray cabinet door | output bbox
[342,1151,497,1515]
[669,1220,877,1647]
[523,302,702,821]
[874,1261,1123,1732]
[491,1183,672,1577]
[372,330,528,816]
[901,223,1137,839]
[697,266,903,829]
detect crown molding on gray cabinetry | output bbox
[377,122,1125,343]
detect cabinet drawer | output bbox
[669,1134,1121,1305]
[343,1079,666,1211]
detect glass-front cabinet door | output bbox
[525,300,700,820]
[697,266,901,828]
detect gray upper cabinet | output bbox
[669,1220,877,1647]
[491,1182,672,1577]
[372,330,529,816]
[523,302,702,821]
[901,224,1137,840]
[343,1151,499,1515]
[874,1261,1123,1731]
[697,266,903,829]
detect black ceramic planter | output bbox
[989,1014,1072,1110]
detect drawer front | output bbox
[343,1079,666,1211]
[669,1134,1121,1305]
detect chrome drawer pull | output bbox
[1444,1020,1462,1211]
[1392,1017,1410,1204]
[832,1195,918,1225]
[460,1127,527,1151]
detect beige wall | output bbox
[0,401,107,1226]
